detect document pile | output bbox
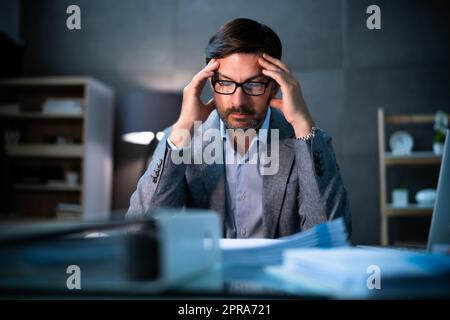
[221,218,349,268]
[266,247,450,298]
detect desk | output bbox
[0,265,326,299]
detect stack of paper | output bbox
[221,218,349,268]
[267,247,450,298]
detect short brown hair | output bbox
[205,18,282,64]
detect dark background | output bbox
[1,0,449,244]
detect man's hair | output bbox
[205,18,282,64]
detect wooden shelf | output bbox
[385,114,450,124]
[385,204,434,217]
[378,108,442,246]
[14,184,82,192]
[0,76,106,88]
[0,111,84,120]
[6,144,84,158]
[384,151,442,165]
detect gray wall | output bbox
[17,0,450,244]
[0,0,20,40]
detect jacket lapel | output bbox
[263,109,295,238]
[195,112,227,232]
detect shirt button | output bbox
[240,193,246,201]
[240,228,246,237]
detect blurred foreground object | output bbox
[0,210,221,297]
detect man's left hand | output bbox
[259,53,315,138]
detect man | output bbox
[127,18,351,238]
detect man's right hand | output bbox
[169,59,220,148]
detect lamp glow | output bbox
[122,131,155,145]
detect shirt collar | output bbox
[220,107,271,144]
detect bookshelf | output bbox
[377,108,448,246]
[0,77,114,221]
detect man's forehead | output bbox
[216,53,265,81]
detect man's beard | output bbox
[218,106,264,130]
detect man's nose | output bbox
[230,86,248,106]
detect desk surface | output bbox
[0,265,325,299]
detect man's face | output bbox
[211,53,275,130]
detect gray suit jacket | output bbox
[126,108,351,238]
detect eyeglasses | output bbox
[211,73,272,96]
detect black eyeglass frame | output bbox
[211,73,272,96]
